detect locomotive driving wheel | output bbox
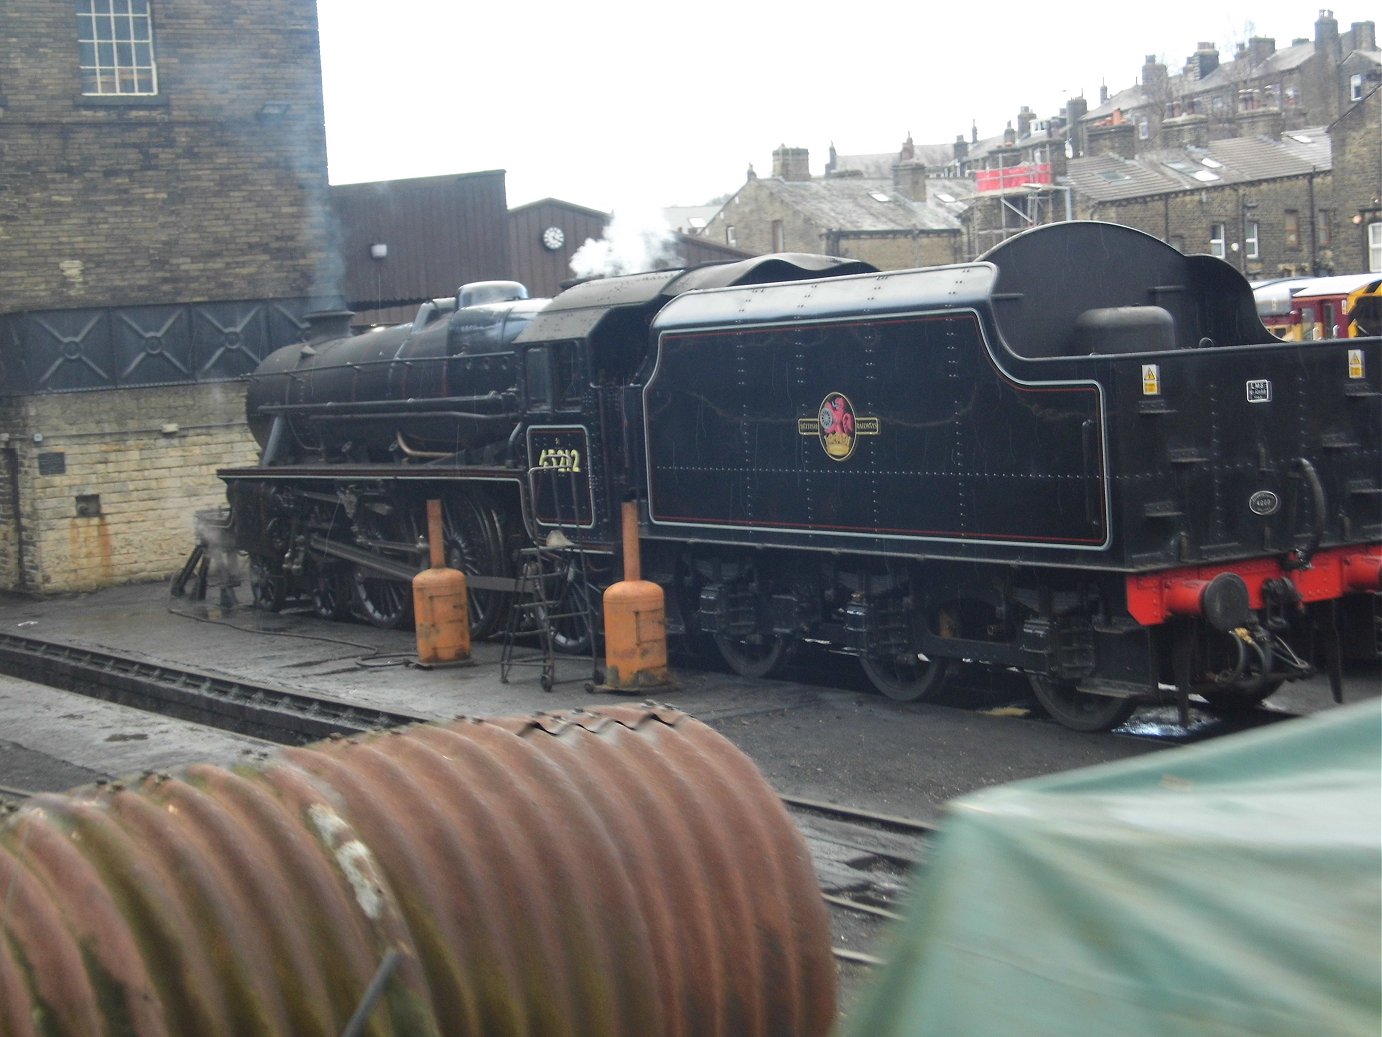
[1028,675,1137,733]
[310,564,353,621]
[352,567,412,628]
[351,507,415,630]
[442,490,510,640]
[535,559,596,655]
[247,554,285,612]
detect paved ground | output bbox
[2,579,1373,815]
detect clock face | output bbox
[542,226,565,250]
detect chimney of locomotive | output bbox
[302,309,355,344]
[772,145,812,181]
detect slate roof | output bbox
[662,205,720,234]
[1065,126,1331,202]
[1191,40,1316,93]
[751,175,976,232]
[830,143,954,178]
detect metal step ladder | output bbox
[499,543,597,693]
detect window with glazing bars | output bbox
[78,0,158,96]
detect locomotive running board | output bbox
[307,534,521,593]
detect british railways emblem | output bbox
[797,392,880,461]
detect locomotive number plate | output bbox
[1245,379,1272,403]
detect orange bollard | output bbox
[413,499,471,666]
[602,500,670,690]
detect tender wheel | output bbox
[861,651,949,702]
[442,492,510,640]
[1029,675,1137,732]
[1197,679,1284,713]
[713,633,787,678]
[247,554,285,612]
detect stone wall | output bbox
[1329,87,1382,274]
[0,0,335,593]
[0,385,258,593]
[709,182,962,270]
[828,232,965,270]
[1087,173,1334,278]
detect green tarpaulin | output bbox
[840,699,1382,1037]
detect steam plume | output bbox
[569,208,677,279]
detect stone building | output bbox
[1057,128,1340,278]
[1105,12,1377,150]
[1329,83,1382,270]
[0,0,341,593]
[950,11,1378,272]
[702,143,975,269]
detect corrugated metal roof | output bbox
[756,176,975,232]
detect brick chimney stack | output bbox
[1345,20,1375,51]
[1247,37,1276,66]
[772,145,811,181]
[892,159,927,202]
[1186,42,1219,80]
[1315,10,1341,61]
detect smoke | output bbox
[569,208,678,279]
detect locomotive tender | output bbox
[221,221,1382,731]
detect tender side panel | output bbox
[644,311,1108,551]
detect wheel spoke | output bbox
[311,565,352,620]
[442,492,510,640]
[352,568,411,628]
[247,554,285,612]
[350,506,416,630]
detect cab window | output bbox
[524,342,586,412]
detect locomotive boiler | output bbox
[219,221,1382,731]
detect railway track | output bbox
[0,627,937,978]
[0,630,430,744]
[784,794,936,972]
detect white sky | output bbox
[315,1,1354,215]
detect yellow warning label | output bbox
[1141,363,1161,396]
[1348,348,1364,379]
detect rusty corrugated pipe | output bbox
[0,706,835,1037]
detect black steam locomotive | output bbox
[219,222,1382,731]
